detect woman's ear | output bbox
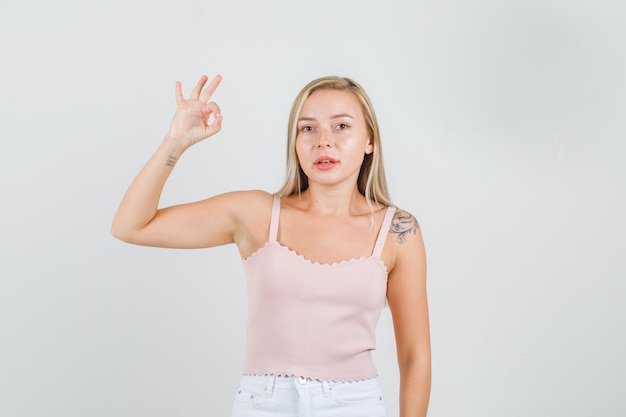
[365,138,373,155]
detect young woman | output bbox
[112,74,431,417]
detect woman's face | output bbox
[295,89,372,189]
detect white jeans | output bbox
[231,375,388,417]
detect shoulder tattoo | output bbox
[390,209,419,243]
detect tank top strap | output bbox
[372,206,396,258]
[268,195,281,242]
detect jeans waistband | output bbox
[241,374,380,398]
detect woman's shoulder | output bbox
[213,189,274,207]
[387,206,421,244]
[383,206,424,267]
[202,190,274,223]
[226,189,275,202]
[379,205,426,277]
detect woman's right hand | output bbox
[166,74,223,149]
[114,73,274,250]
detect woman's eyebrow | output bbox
[330,113,354,119]
[298,113,354,122]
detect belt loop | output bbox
[321,380,332,398]
[264,375,276,398]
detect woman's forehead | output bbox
[300,89,363,118]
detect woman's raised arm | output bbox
[111,75,248,249]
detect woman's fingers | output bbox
[175,81,184,103]
[205,101,223,135]
[190,75,209,99]
[175,74,222,104]
[169,75,223,146]
[205,101,221,117]
[199,74,222,102]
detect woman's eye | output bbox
[336,123,349,130]
[300,125,313,132]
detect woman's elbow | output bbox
[110,221,136,243]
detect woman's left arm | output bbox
[386,210,431,417]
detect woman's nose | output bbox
[316,129,332,148]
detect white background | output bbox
[1,0,624,416]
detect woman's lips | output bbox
[314,156,339,170]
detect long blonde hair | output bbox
[276,76,393,207]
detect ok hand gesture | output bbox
[167,74,223,149]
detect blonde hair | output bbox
[276,76,393,208]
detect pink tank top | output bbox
[241,195,396,382]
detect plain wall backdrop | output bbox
[1,0,624,416]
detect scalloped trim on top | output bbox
[242,241,388,275]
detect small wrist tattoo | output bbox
[166,155,178,167]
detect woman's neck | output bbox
[295,185,370,216]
